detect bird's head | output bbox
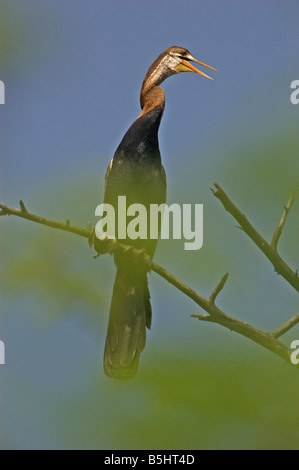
[165,46,216,80]
[140,46,216,108]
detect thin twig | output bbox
[0,203,90,238]
[209,272,229,304]
[272,313,299,339]
[19,200,28,213]
[271,192,295,250]
[190,314,212,321]
[212,183,299,292]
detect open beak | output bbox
[182,55,217,80]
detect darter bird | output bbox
[96,46,216,379]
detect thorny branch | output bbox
[212,184,299,293]
[0,186,298,367]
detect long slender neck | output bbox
[140,51,176,109]
[140,74,165,108]
[138,86,165,119]
[139,52,175,114]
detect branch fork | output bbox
[1,183,298,367]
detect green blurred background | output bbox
[0,1,299,450]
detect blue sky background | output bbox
[0,1,299,450]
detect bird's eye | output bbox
[171,52,184,59]
[170,52,187,62]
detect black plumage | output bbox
[102,105,166,379]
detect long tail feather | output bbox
[104,269,151,379]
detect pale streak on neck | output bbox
[140,55,176,111]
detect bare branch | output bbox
[209,272,229,304]
[0,202,90,238]
[271,192,295,250]
[212,183,299,293]
[272,313,299,339]
[0,206,9,216]
[0,200,298,367]
[150,262,293,365]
